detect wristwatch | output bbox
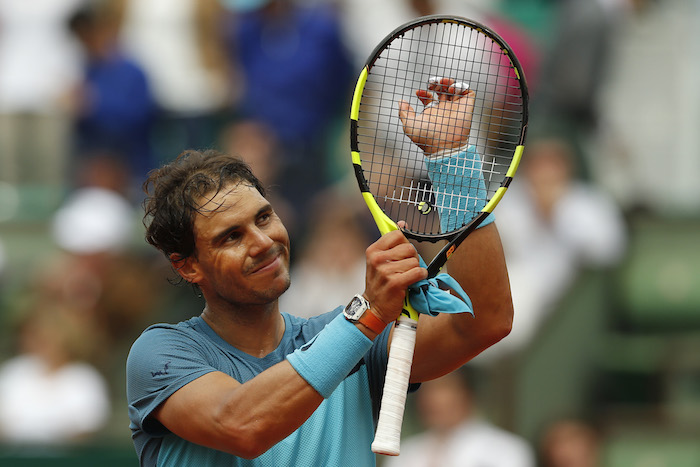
[343,294,388,334]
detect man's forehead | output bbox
[196,182,264,214]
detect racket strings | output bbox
[357,20,525,236]
[383,182,483,215]
[383,155,506,224]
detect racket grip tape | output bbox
[371,314,418,456]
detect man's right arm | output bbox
[153,363,323,459]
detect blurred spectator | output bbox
[0,236,5,280]
[480,5,542,93]
[338,0,523,69]
[539,418,601,467]
[407,0,542,90]
[120,0,230,164]
[0,235,6,328]
[384,369,536,467]
[476,137,627,362]
[0,0,86,186]
[222,0,354,222]
[9,158,169,382]
[51,185,136,257]
[535,0,632,122]
[40,184,165,360]
[278,191,369,318]
[337,0,416,68]
[72,150,134,198]
[0,308,111,445]
[531,0,632,177]
[594,0,700,214]
[68,1,157,195]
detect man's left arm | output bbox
[408,221,513,383]
[394,77,514,383]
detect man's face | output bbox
[184,183,291,308]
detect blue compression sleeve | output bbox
[287,314,373,399]
[425,145,495,232]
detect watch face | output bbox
[345,296,368,321]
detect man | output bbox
[127,79,513,465]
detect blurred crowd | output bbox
[0,0,698,465]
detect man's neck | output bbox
[200,302,286,358]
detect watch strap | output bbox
[358,308,388,334]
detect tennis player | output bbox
[126,83,513,466]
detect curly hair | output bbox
[142,149,265,261]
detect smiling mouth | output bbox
[248,246,286,275]
[252,256,280,274]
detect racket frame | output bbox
[349,14,528,456]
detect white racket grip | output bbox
[371,314,418,456]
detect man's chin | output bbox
[262,273,291,302]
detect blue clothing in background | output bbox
[75,50,156,181]
[230,5,353,145]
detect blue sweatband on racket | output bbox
[287,314,373,399]
[425,145,495,233]
[408,256,474,317]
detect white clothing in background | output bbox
[0,355,110,444]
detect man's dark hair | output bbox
[142,149,266,261]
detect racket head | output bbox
[350,15,528,245]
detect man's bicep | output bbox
[152,360,328,458]
[153,371,241,448]
[409,224,514,382]
[409,313,471,383]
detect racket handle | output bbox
[371,314,418,456]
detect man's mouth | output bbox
[248,246,286,275]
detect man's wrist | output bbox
[424,143,471,159]
[287,314,373,399]
[357,308,389,335]
[343,294,389,336]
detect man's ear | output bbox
[170,253,200,284]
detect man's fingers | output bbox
[427,77,470,103]
[397,100,416,126]
[427,76,443,88]
[429,77,456,101]
[452,82,470,95]
[428,76,454,90]
[373,228,410,250]
[368,231,419,265]
[416,89,434,107]
[373,253,426,289]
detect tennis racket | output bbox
[349,15,528,455]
